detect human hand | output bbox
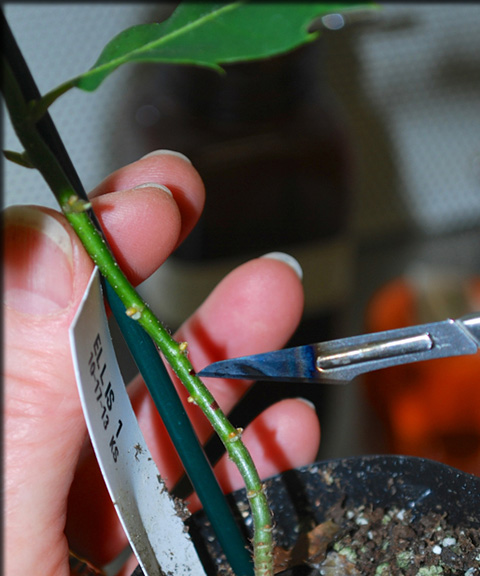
[4,150,321,576]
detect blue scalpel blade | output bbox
[198,314,480,384]
[199,345,321,383]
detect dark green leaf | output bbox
[73,2,374,92]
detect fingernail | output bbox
[260,252,303,281]
[140,149,192,165]
[132,182,173,197]
[295,397,316,411]
[3,206,73,315]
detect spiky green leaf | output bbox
[73,2,373,92]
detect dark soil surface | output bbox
[276,502,480,575]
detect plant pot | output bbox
[132,455,480,575]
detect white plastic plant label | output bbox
[69,268,206,576]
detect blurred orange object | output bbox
[363,274,480,476]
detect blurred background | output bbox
[4,3,480,475]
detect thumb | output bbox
[4,205,93,575]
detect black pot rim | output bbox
[132,455,480,576]
[187,454,480,575]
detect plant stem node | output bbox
[125,304,144,320]
[63,194,92,213]
[228,427,244,441]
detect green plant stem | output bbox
[66,208,275,576]
[2,49,274,576]
[106,282,254,576]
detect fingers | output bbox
[66,253,306,566]
[3,150,204,575]
[215,398,320,496]
[136,253,306,461]
[91,183,181,286]
[90,150,205,285]
[90,150,205,255]
[187,398,321,512]
[182,253,305,425]
[4,205,96,576]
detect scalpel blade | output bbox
[198,345,326,383]
[198,316,479,384]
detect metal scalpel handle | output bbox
[313,313,480,384]
[460,312,480,345]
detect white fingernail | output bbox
[295,397,316,411]
[140,149,192,165]
[260,252,303,281]
[132,182,173,197]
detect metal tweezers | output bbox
[198,313,480,384]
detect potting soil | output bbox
[276,502,480,575]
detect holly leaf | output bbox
[73,2,373,92]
